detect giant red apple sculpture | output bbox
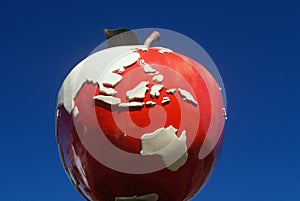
[56,29,226,201]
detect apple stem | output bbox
[144,31,160,47]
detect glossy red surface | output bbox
[56,48,224,201]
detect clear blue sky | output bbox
[0,1,299,201]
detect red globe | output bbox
[56,42,225,201]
